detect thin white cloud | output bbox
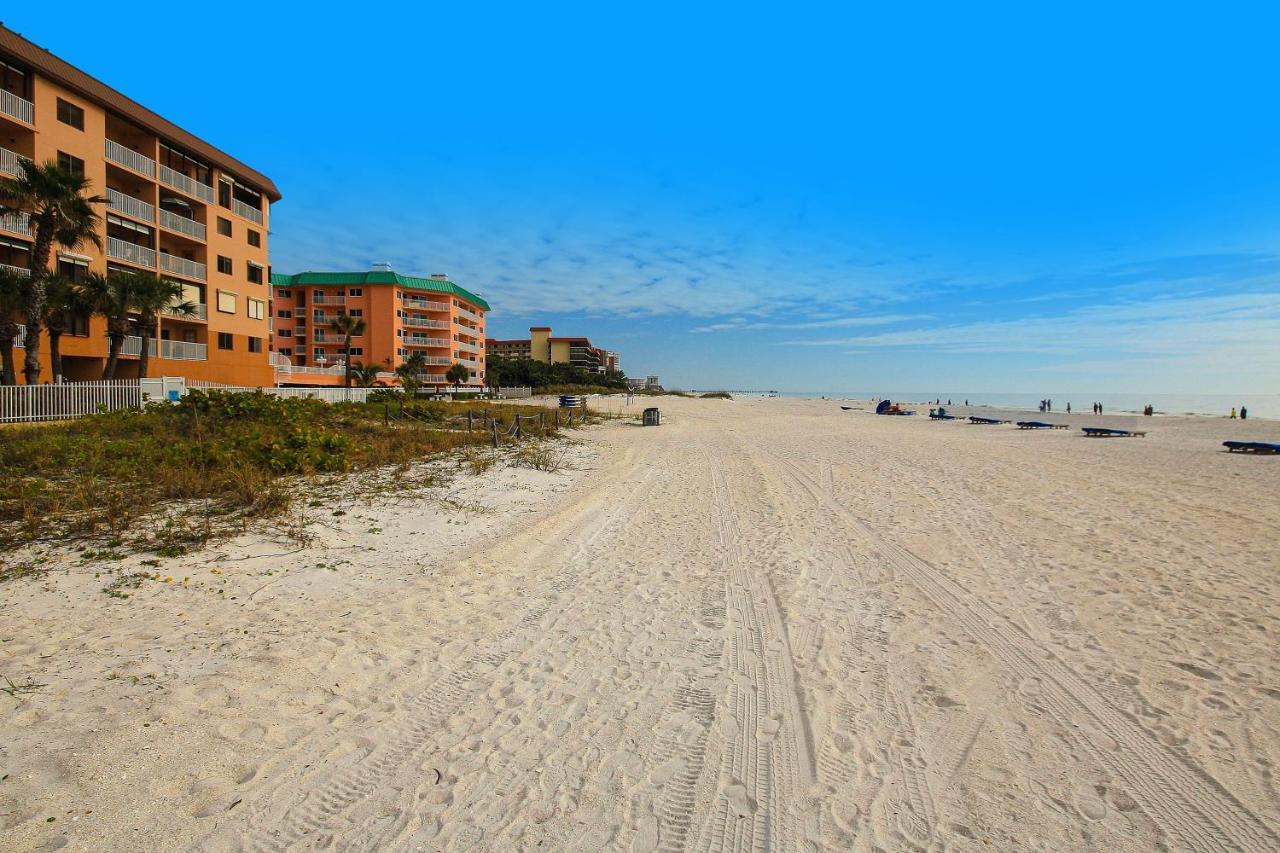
[691,313,928,333]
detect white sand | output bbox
[3,396,1279,851]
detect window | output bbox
[349,309,363,317]
[216,255,232,275]
[278,329,292,338]
[217,332,233,350]
[276,309,292,318]
[247,337,263,353]
[247,263,263,284]
[247,229,261,247]
[247,298,265,320]
[347,347,363,357]
[56,98,84,130]
[313,347,325,358]
[218,180,232,208]
[57,151,84,176]
[397,348,407,357]
[278,347,292,357]
[57,257,88,281]
[348,288,362,297]
[216,290,236,314]
[276,289,291,298]
[216,217,231,237]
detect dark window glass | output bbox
[217,332,233,350]
[57,151,85,176]
[248,336,263,353]
[56,98,84,130]
[218,181,231,208]
[216,217,232,237]
[247,229,261,247]
[216,255,232,275]
[247,264,263,284]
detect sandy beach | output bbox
[3,396,1279,851]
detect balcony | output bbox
[403,297,450,311]
[105,139,156,177]
[0,146,23,178]
[159,209,206,241]
[1,90,34,125]
[0,263,29,278]
[414,357,454,366]
[402,317,450,330]
[310,294,345,304]
[13,324,25,346]
[159,251,206,281]
[158,164,215,203]
[0,211,32,236]
[456,305,483,322]
[107,236,157,268]
[164,301,207,321]
[456,340,479,352]
[107,188,155,222]
[159,339,207,361]
[232,198,263,225]
[404,336,450,347]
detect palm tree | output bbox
[0,268,24,385]
[134,276,196,379]
[328,312,366,388]
[349,361,382,388]
[395,350,427,397]
[446,362,469,395]
[0,159,105,384]
[41,274,88,383]
[81,271,144,380]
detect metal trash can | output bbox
[642,407,661,426]
[559,395,586,408]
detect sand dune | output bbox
[3,396,1279,851]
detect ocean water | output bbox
[730,391,1280,420]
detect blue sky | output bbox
[13,3,1280,392]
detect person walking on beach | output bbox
[1066,403,1071,414]
[1241,406,1248,420]
[1231,407,1237,419]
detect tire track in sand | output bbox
[773,450,1280,852]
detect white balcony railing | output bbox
[159,251,206,281]
[12,324,25,346]
[120,335,151,357]
[0,146,23,178]
[107,236,157,268]
[232,197,263,224]
[159,339,207,361]
[456,305,483,322]
[456,340,478,352]
[310,294,345,304]
[404,337,450,347]
[159,209,206,241]
[158,164,215,203]
[164,301,207,320]
[0,211,32,236]
[107,188,155,222]
[403,298,450,311]
[402,317,450,329]
[1,90,34,124]
[0,263,30,278]
[105,139,156,177]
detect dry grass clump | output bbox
[0,390,563,553]
[512,441,570,473]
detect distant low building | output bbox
[627,375,660,391]
[486,326,618,374]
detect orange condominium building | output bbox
[0,24,278,385]
[269,268,489,388]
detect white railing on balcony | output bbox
[159,251,206,281]
[12,324,25,346]
[120,335,152,357]
[0,263,30,278]
[456,340,479,351]
[1,90,34,124]
[158,164,215,203]
[107,236,157,268]
[417,357,454,366]
[404,336,449,347]
[0,211,31,236]
[159,339,207,361]
[164,301,207,320]
[107,188,155,222]
[310,294,345,304]
[159,209,206,240]
[232,198,263,224]
[403,298,450,311]
[0,146,23,178]
[105,139,156,177]
[402,317,450,329]
[456,305,483,322]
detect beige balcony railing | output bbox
[403,297,450,311]
[1,90,34,124]
[402,317,450,330]
[158,164,215,203]
[159,251,206,281]
[404,337,450,347]
[0,211,32,236]
[159,339,207,361]
[107,188,155,222]
[232,198,263,224]
[13,324,25,346]
[159,209,206,241]
[0,146,24,178]
[0,263,29,278]
[107,236,157,268]
[105,139,156,177]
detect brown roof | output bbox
[0,24,281,201]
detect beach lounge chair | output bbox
[1016,421,1070,430]
[929,409,959,420]
[840,405,853,411]
[1082,427,1146,438]
[875,400,915,416]
[1223,441,1280,454]
[968,416,1009,425]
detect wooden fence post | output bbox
[539,411,545,434]
[467,410,473,432]
[491,419,499,448]
[384,403,389,426]
[555,408,560,429]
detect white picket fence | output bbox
[498,386,533,399]
[0,382,143,423]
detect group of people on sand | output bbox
[1038,399,1054,412]
[1230,406,1249,420]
